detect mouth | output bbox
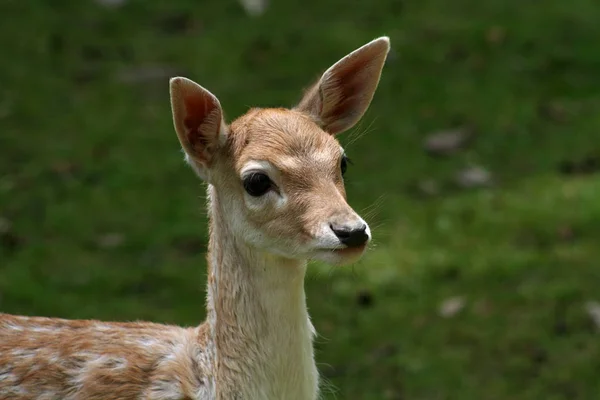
[332,244,368,256]
[314,243,368,259]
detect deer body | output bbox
[0,314,211,399]
[0,37,390,399]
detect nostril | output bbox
[330,223,369,248]
[330,224,351,239]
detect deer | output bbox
[0,36,390,399]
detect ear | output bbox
[295,36,390,135]
[169,77,225,166]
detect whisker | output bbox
[345,116,378,148]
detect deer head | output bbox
[169,37,390,266]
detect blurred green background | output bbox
[1,0,600,398]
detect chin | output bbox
[309,245,368,266]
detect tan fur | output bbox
[0,37,390,399]
[0,314,210,399]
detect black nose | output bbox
[330,223,369,248]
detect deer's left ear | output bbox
[295,37,390,135]
[169,77,225,167]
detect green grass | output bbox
[1,0,600,398]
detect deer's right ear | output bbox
[169,77,225,168]
[295,37,390,135]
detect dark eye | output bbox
[341,155,351,176]
[243,173,272,197]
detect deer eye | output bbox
[243,173,272,197]
[341,154,351,176]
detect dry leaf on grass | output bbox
[424,129,471,156]
[455,166,492,188]
[97,233,125,249]
[584,301,600,332]
[439,296,466,318]
[239,0,269,16]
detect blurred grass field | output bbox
[1,0,600,398]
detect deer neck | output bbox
[204,185,318,400]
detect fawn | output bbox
[0,36,390,399]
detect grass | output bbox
[1,0,600,398]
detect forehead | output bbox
[229,108,342,171]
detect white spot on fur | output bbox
[95,324,114,331]
[4,322,23,331]
[139,337,160,348]
[48,354,61,364]
[0,368,15,383]
[29,325,54,333]
[2,385,29,396]
[11,348,36,360]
